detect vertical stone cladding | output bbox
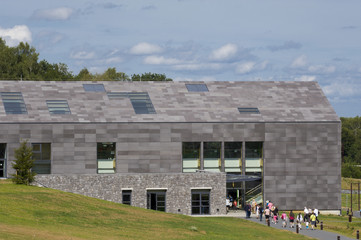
[263,122,341,210]
[36,172,227,215]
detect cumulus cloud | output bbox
[70,51,95,60]
[323,82,360,97]
[235,62,256,74]
[210,43,238,61]
[308,65,336,74]
[32,7,74,21]
[0,25,32,47]
[105,57,123,64]
[291,55,307,68]
[129,42,162,55]
[294,75,316,82]
[143,55,181,65]
[267,40,302,52]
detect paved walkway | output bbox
[238,213,355,240]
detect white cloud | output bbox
[143,55,181,65]
[294,75,316,82]
[0,25,32,47]
[308,65,336,73]
[33,7,74,21]
[172,63,221,71]
[235,61,256,74]
[210,43,238,61]
[129,42,162,55]
[323,82,360,97]
[291,55,307,68]
[70,51,95,60]
[105,57,123,64]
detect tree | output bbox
[131,72,172,81]
[11,140,36,185]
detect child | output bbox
[296,213,303,230]
[289,210,295,228]
[281,212,287,228]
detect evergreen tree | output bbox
[11,140,36,185]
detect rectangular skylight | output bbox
[107,92,129,99]
[83,84,105,92]
[46,100,71,114]
[238,108,260,114]
[186,84,209,92]
[128,92,156,114]
[1,92,27,114]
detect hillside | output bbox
[0,180,311,240]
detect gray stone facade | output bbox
[36,172,227,215]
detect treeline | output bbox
[341,116,361,178]
[0,38,172,81]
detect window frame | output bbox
[31,143,51,174]
[191,190,210,215]
[1,92,28,114]
[46,100,71,115]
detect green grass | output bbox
[0,179,313,240]
[342,177,361,190]
[317,213,361,239]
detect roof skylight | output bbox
[185,84,209,92]
[1,92,27,114]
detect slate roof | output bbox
[0,80,339,123]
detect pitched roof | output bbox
[0,80,339,123]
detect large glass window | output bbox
[147,190,166,212]
[128,92,156,114]
[192,190,210,215]
[182,142,200,172]
[46,100,71,114]
[224,142,242,173]
[245,142,263,173]
[97,142,116,173]
[0,143,6,178]
[122,190,132,205]
[1,92,27,114]
[32,143,51,174]
[83,84,105,92]
[203,142,221,172]
[186,84,209,92]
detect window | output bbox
[224,142,242,173]
[0,143,6,178]
[192,190,210,215]
[83,84,105,92]
[122,190,132,205]
[185,84,208,92]
[203,142,221,172]
[238,108,260,114]
[245,142,263,173]
[128,92,156,114]
[32,143,51,174]
[107,92,129,99]
[97,142,116,173]
[182,142,200,172]
[147,190,166,212]
[1,92,27,114]
[46,100,71,114]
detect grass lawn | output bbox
[317,213,361,239]
[342,177,361,190]
[0,180,312,240]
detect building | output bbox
[0,80,341,215]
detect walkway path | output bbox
[241,215,355,240]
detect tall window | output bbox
[245,142,263,173]
[191,190,210,215]
[224,142,242,172]
[182,142,200,172]
[147,190,166,212]
[0,143,6,178]
[97,142,116,173]
[203,142,221,172]
[122,190,132,205]
[32,143,51,174]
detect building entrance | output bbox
[0,143,6,178]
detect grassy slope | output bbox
[0,180,312,240]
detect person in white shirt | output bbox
[304,207,309,215]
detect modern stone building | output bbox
[0,80,341,215]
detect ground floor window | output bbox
[97,142,116,173]
[0,143,6,177]
[147,190,166,212]
[122,190,132,205]
[32,143,51,174]
[191,190,210,215]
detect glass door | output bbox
[0,144,6,178]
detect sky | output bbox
[0,0,360,117]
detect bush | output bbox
[11,140,36,185]
[342,163,361,179]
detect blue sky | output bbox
[0,0,360,117]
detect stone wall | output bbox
[36,172,227,215]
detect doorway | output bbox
[147,191,166,212]
[0,143,6,178]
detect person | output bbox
[314,208,320,225]
[268,201,273,210]
[252,199,257,213]
[281,212,287,228]
[256,204,260,219]
[304,212,310,229]
[310,212,317,230]
[233,199,238,210]
[226,197,231,212]
[289,210,295,228]
[304,206,309,215]
[244,202,250,218]
[272,206,278,224]
[264,207,271,223]
[258,204,264,222]
[247,202,252,218]
[296,213,303,230]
